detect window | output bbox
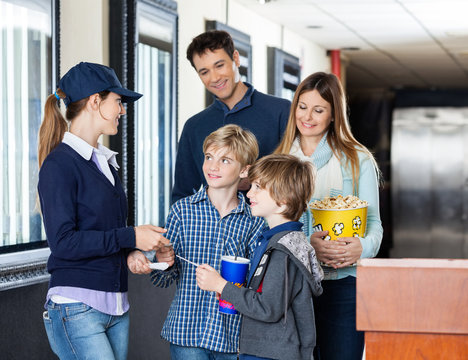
[0,0,58,290]
[267,47,301,101]
[109,0,177,226]
[135,1,177,225]
[0,0,57,253]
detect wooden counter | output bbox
[356,258,468,359]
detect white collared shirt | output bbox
[62,132,119,185]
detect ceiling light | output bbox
[307,25,323,29]
[445,31,468,37]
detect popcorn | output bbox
[310,195,368,210]
[310,195,368,244]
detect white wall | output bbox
[176,0,329,135]
[282,27,331,81]
[176,0,227,132]
[60,0,109,76]
[60,0,110,146]
[228,1,330,89]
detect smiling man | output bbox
[172,30,291,203]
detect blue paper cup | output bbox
[219,255,250,314]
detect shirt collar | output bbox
[95,143,120,170]
[190,186,249,216]
[214,82,255,115]
[260,221,303,243]
[62,132,120,170]
[190,186,209,204]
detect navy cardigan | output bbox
[171,83,291,203]
[38,143,135,292]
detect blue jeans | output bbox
[240,354,273,360]
[43,300,129,360]
[313,276,364,360]
[170,343,237,360]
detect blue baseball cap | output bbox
[58,62,143,107]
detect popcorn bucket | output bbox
[310,206,368,240]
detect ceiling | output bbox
[235,0,468,90]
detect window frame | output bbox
[267,47,301,100]
[0,0,60,290]
[109,0,178,226]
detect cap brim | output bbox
[108,86,143,103]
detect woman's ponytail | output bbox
[38,89,67,167]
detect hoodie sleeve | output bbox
[221,250,300,323]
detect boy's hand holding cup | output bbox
[196,264,227,294]
[197,256,250,314]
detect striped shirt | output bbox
[151,187,264,353]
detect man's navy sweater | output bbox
[38,143,135,293]
[172,83,291,203]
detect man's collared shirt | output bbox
[172,83,291,203]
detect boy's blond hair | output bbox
[248,154,315,221]
[203,124,259,168]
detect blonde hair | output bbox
[248,154,315,221]
[275,72,379,194]
[203,124,259,167]
[38,90,109,168]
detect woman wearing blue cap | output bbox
[38,62,173,360]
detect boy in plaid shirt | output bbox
[151,124,265,359]
[196,154,324,360]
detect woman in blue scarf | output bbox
[275,72,383,360]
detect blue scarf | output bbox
[311,133,333,170]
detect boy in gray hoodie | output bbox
[196,154,323,360]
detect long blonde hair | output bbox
[275,72,379,194]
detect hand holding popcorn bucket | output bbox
[310,195,368,241]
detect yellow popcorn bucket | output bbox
[310,206,368,240]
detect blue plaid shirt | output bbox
[151,187,265,353]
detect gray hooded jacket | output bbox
[221,230,323,359]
